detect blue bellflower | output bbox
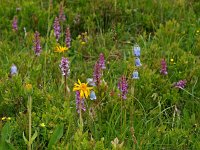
[135,57,142,67]
[132,71,139,79]
[133,45,140,57]
[90,90,97,100]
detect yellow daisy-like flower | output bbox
[73,79,93,99]
[54,46,68,53]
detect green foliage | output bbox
[47,124,64,149]
[0,122,15,150]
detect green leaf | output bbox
[30,131,38,144]
[23,132,29,145]
[1,122,11,141]
[47,124,64,149]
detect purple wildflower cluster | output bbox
[174,80,187,89]
[118,76,128,100]
[93,53,106,86]
[160,59,168,75]
[59,57,70,77]
[99,53,106,69]
[53,17,61,42]
[12,16,18,32]
[65,27,71,48]
[33,31,42,56]
[93,61,101,86]
[76,91,86,113]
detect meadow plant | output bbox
[93,61,102,86]
[59,57,70,97]
[59,3,66,22]
[174,80,187,89]
[76,91,86,113]
[53,17,61,42]
[12,16,18,32]
[160,59,168,75]
[33,31,42,56]
[65,27,71,48]
[59,57,70,76]
[118,76,128,100]
[99,53,106,69]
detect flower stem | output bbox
[28,95,32,150]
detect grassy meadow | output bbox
[0,0,200,149]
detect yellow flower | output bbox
[73,79,93,99]
[7,117,11,120]
[170,58,174,62]
[40,123,46,127]
[54,46,68,53]
[81,41,86,45]
[25,83,32,91]
[2,117,6,121]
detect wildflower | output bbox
[10,64,18,76]
[7,117,11,121]
[65,27,71,48]
[132,71,139,79]
[111,137,124,149]
[76,91,86,113]
[86,78,96,86]
[118,76,128,100]
[12,16,18,31]
[133,44,140,57]
[79,32,88,44]
[170,58,174,62]
[40,123,46,127]
[59,3,66,22]
[53,17,61,42]
[90,90,96,100]
[59,57,70,77]
[55,46,68,53]
[73,79,93,99]
[99,53,106,69]
[2,117,6,121]
[81,41,86,45]
[25,83,32,91]
[93,61,102,86]
[174,80,187,89]
[135,57,142,67]
[160,59,168,75]
[33,31,42,56]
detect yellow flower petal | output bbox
[78,79,81,85]
[73,87,80,91]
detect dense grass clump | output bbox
[0,0,200,149]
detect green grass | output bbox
[0,0,200,149]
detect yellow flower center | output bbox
[80,83,87,91]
